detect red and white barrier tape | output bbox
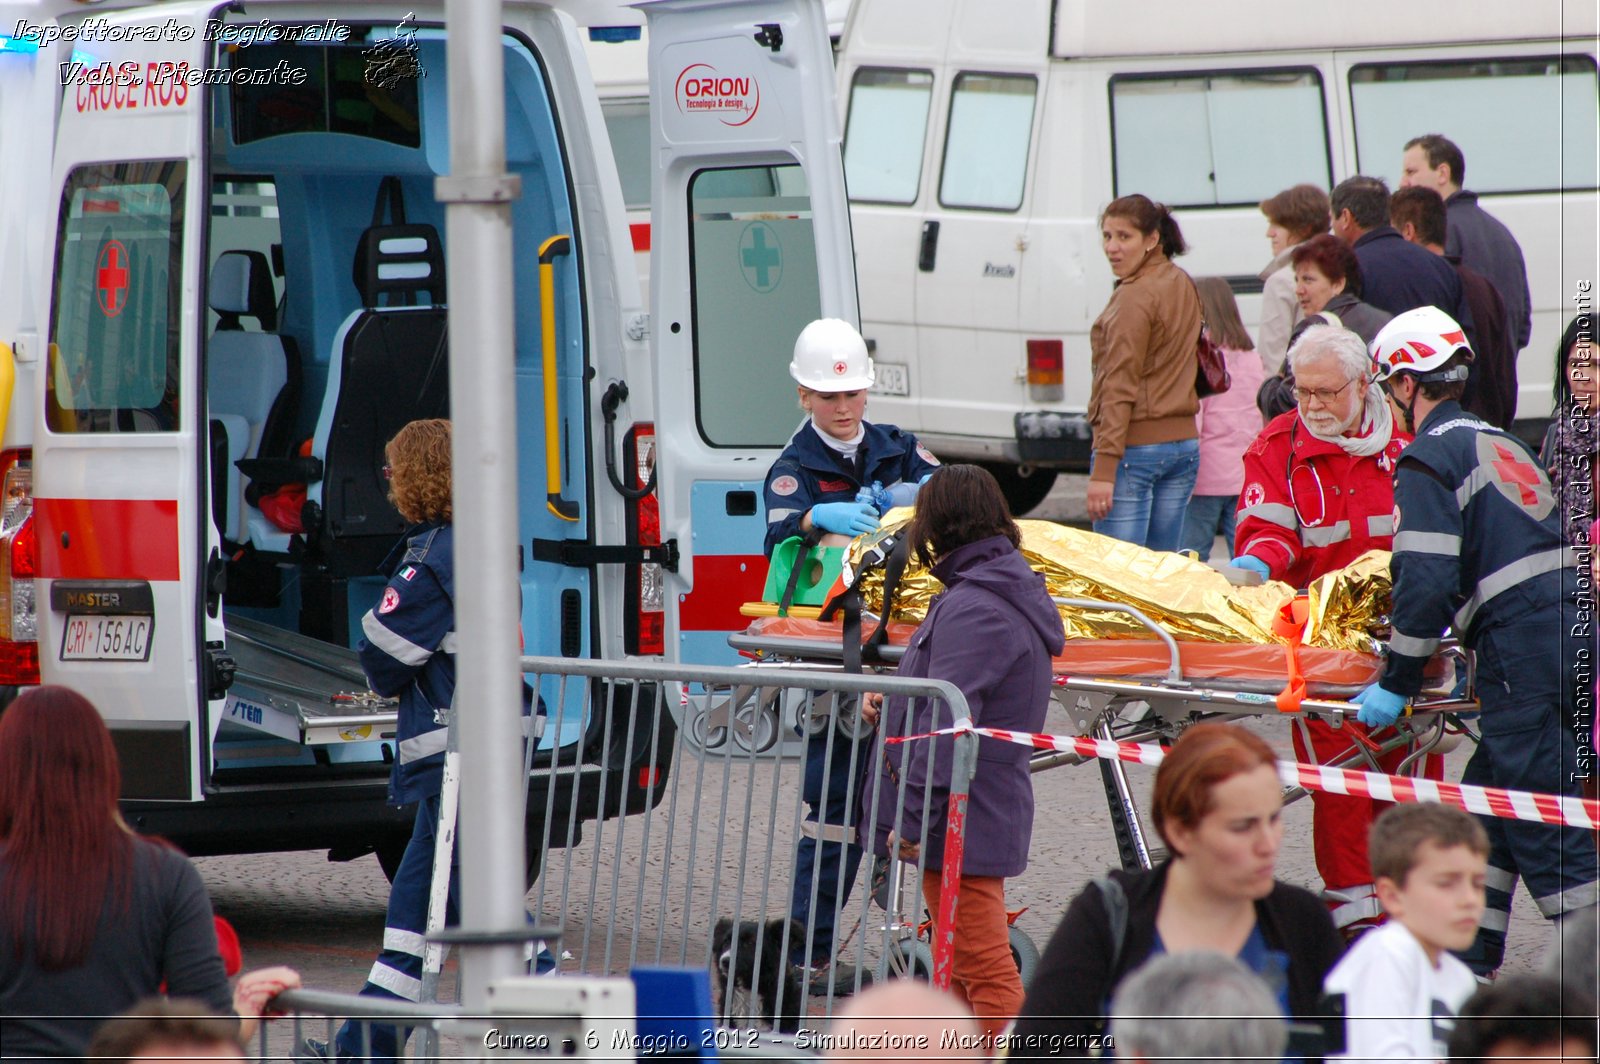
[888,720,1600,831]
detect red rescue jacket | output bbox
[1235,410,1410,588]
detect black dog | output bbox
[711,916,806,1033]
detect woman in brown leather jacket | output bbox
[1086,194,1201,550]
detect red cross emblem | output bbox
[96,239,130,318]
[1490,442,1542,505]
[832,360,847,376]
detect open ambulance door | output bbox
[34,3,219,801]
[645,0,856,664]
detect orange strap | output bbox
[1273,596,1311,712]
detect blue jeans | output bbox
[1181,493,1238,558]
[790,723,866,967]
[1092,439,1200,552]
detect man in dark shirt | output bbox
[1330,175,1474,340]
[1401,134,1533,353]
[1390,185,1517,429]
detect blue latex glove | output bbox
[855,481,892,515]
[1229,555,1271,579]
[1352,683,1407,729]
[884,478,923,509]
[811,501,880,537]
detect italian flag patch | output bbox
[399,566,418,581]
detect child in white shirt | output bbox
[1324,802,1488,1063]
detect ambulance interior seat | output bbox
[305,216,449,577]
[205,250,301,548]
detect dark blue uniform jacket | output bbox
[1383,401,1577,695]
[762,420,939,557]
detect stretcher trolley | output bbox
[729,596,1479,872]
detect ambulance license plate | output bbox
[60,615,153,662]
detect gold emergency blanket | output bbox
[845,511,1390,652]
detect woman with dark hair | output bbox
[1012,722,1342,1054]
[1540,313,1599,545]
[1290,233,1391,345]
[1087,194,1202,550]
[1258,235,1393,421]
[0,686,299,1058]
[1257,184,1332,373]
[861,465,1064,1035]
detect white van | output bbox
[837,0,1600,511]
[0,0,852,868]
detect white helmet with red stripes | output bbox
[1369,306,1474,384]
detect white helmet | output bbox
[791,318,875,391]
[1369,306,1474,384]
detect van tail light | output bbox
[1026,339,1064,402]
[0,449,39,685]
[624,423,664,656]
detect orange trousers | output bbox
[921,870,1020,1037]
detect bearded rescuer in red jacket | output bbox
[1230,324,1432,941]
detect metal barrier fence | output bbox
[255,656,975,1056]
[523,656,976,1028]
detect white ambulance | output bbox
[0,0,854,871]
[837,0,1600,511]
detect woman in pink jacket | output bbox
[1180,277,1266,559]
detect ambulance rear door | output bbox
[35,3,218,801]
[645,0,856,663]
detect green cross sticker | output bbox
[740,221,782,293]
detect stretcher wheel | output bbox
[731,700,779,754]
[1009,925,1040,987]
[888,938,935,981]
[687,698,730,752]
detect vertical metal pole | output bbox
[439,0,526,1007]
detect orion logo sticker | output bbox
[674,63,760,126]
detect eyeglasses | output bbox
[1292,379,1357,405]
[382,464,393,480]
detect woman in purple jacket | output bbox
[861,465,1065,1034]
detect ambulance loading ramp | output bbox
[222,615,399,747]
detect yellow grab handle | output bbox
[0,342,15,444]
[539,235,578,521]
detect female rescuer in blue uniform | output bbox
[1353,307,1598,976]
[326,418,543,1064]
[761,318,940,985]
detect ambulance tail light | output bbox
[0,450,38,685]
[1026,339,1064,402]
[624,423,664,656]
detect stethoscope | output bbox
[1285,419,1330,528]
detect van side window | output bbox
[845,68,934,205]
[939,73,1037,211]
[1351,57,1598,193]
[230,42,421,148]
[47,162,186,433]
[600,98,652,210]
[689,164,821,447]
[1110,70,1329,207]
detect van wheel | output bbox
[980,463,1057,516]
